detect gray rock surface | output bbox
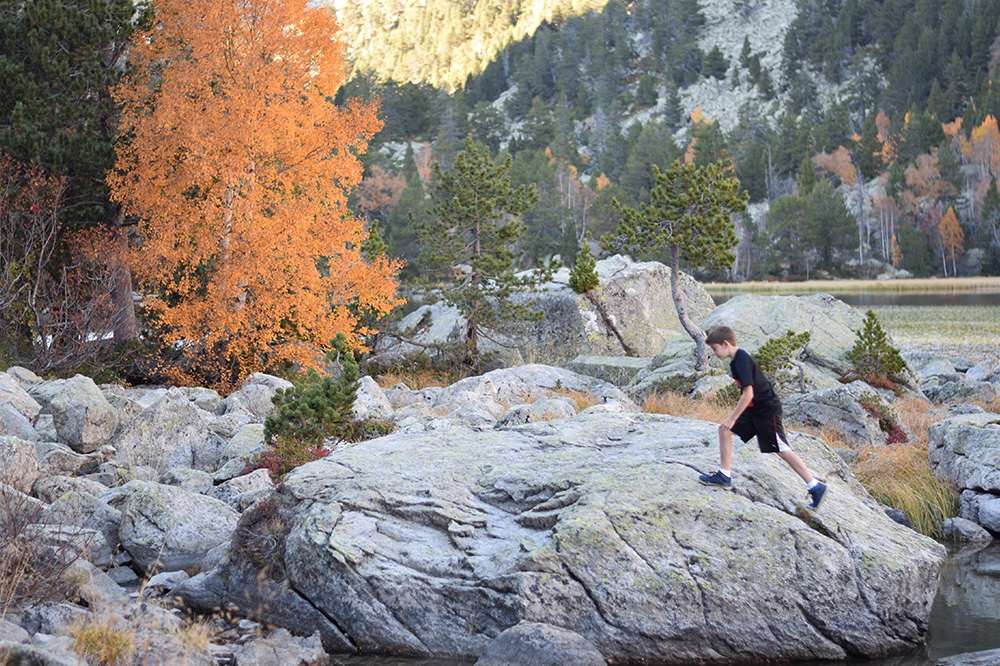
[924,379,998,405]
[35,441,115,478]
[783,380,902,446]
[376,256,715,363]
[563,355,652,387]
[942,517,993,544]
[271,412,943,663]
[0,435,39,492]
[110,389,224,472]
[231,629,327,666]
[210,469,273,509]
[0,403,41,441]
[474,621,605,666]
[48,375,118,453]
[638,293,917,395]
[0,371,42,421]
[929,413,1000,493]
[0,641,82,666]
[32,475,109,504]
[103,480,239,573]
[938,647,1000,666]
[960,491,1000,534]
[222,373,291,420]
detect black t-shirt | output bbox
[730,348,781,414]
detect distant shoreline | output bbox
[704,276,1000,294]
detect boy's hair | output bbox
[705,326,737,347]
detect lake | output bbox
[708,287,1000,366]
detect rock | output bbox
[6,365,42,386]
[903,352,961,384]
[0,435,39,493]
[177,386,224,415]
[171,565,354,653]
[213,423,266,481]
[222,373,292,420]
[966,360,997,383]
[924,380,998,405]
[20,603,88,637]
[210,469,274,509]
[353,376,393,420]
[231,628,328,666]
[928,413,1000,493]
[960,491,1000,534]
[0,372,42,421]
[376,256,715,363]
[937,648,1000,665]
[0,483,46,529]
[0,403,40,441]
[784,381,902,446]
[110,389,224,473]
[32,414,57,441]
[103,480,240,574]
[33,475,109,504]
[159,468,214,495]
[208,412,254,440]
[35,442,115,478]
[474,621,605,666]
[942,518,994,544]
[48,375,118,453]
[642,294,917,394]
[0,640,82,666]
[64,558,129,605]
[29,524,112,568]
[146,570,191,591]
[274,411,944,662]
[0,619,30,644]
[41,491,122,551]
[563,355,651,387]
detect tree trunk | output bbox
[106,201,138,341]
[669,244,709,370]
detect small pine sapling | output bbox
[756,330,811,395]
[568,237,599,293]
[845,310,906,390]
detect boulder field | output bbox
[176,411,946,663]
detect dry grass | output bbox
[548,389,600,412]
[705,276,1000,294]
[374,369,448,390]
[72,614,136,666]
[641,391,730,422]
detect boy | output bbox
[698,325,827,509]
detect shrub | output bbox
[756,330,810,395]
[230,494,289,578]
[72,616,135,666]
[568,240,599,293]
[846,310,906,387]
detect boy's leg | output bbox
[776,450,814,483]
[719,424,734,472]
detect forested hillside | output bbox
[337,0,1000,281]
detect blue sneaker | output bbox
[808,482,828,509]
[698,470,732,489]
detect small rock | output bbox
[942,517,994,544]
[475,622,605,666]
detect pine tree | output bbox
[603,160,748,370]
[847,310,907,385]
[798,156,818,196]
[417,138,552,360]
[984,176,1000,247]
[703,45,729,80]
[568,236,599,293]
[858,112,884,180]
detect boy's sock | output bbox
[807,479,820,489]
[719,469,731,478]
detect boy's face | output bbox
[709,341,734,360]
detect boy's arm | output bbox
[722,386,754,431]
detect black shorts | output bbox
[731,409,790,454]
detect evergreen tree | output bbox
[663,84,684,131]
[603,160,748,369]
[740,36,753,69]
[983,176,1000,247]
[847,310,907,384]
[798,156,818,196]
[568,236,599,293]
[886,161,906,201]
[636,75,658,107]
[416,139,552,359]
[858,112,884,180]
[703,45,729,80]
[807,180,858,270]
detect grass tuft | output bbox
[72,616,135,666]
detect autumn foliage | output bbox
[110,0,402,388]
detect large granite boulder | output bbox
[47,375,118,453]
[103,480,239,573]
[375,256,715,364]
[0,435,39,493]
[928,412,1000,534]
[223,373,292,420]
[255,412,943,663]
[636,293,916,395]
[783,380,904,447]
[110,389,224,472]
[0,371,42,421]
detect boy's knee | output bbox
[718,424,730,438]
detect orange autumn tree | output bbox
[939,206,964,277]
[110,0,402,388]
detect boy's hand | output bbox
[721,415,737,431]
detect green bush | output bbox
[756,330,811,394]
[846,310,906,388]
[568,240,599,293]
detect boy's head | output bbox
[706,326,738,360]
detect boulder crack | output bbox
[283,579,359,652]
